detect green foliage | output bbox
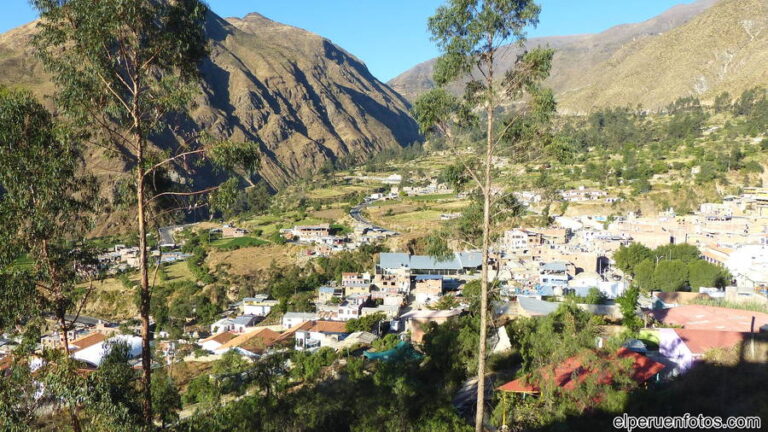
[583,287,609,305]
[507,303,599,372]
[616,285,642,333]
[346,312,386,333]
[613,243,653,276]
[653,260,689,292]
[687,260,730,291]
[151,370,182,428]
[183,375,219,407]
[0,89,98,337]
[371,334,401,352]
[619,242,730,293]
[438,162,471,191]
[289,348,338,382]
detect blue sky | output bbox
[3,0,697,82]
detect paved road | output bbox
[350,199,398,236]
[158,223,196,247]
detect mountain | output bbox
[388,0,720,112]
[559,0,768,112]
[0,12,420,189]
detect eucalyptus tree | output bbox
[31,0,258,426]
[418,1,553,430]
[0,88,97,431]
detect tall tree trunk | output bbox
[475,48,495,432]
[137,142,153,429]
[59,312,82,432]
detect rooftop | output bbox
[70,332,108,352]
[498,348,665,394]
[650,305,768,332]
[378,252,482,271]
[667,328,747,354]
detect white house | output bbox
[294,321,349,351]
[282,312,319,329]
[199,331,237,352]
[242,296,279,317]
[231,315,261,333]
[210,318,235,335]
[72,334,142,367]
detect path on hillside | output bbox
[349,198,399,236]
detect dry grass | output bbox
[207,244,303,276]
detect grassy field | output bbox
[404,193,456,202]
[207,244,303,276]
[306,184,371,199]
[211,236,269,251]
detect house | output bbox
[293,224,331,241]
[222,225,248,238]
[501,229,542,251]
[342,272,373,296]
[539,261,572,290]
[72,334,142,368]
[373,273,411,294]
[69,332,108,354]
[282,312,319,329]
[568,272,628,299]
[725,245,768,289]
[411,275,444,304]
[376,252,483,276]
[294,321,350,351]
[318,286,345,304]
[231,315,261,333]
[400,309,462,344]
[214,328,282,357]
[210,318,236,335]
[497,348,664,395]
[361,304,401,320]
[649,305,768,332]
[658,328,746,375]
[530,228,570,245]
[199,331,238,352]
[337,294,370,321]
[242,296,279,316]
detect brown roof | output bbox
[651,305,768,332]
[217,328,282,353]
[674,329,747,354]
[498,348,665,394]
[70,332,108,352]
[201,331,237,345]
[307,320,348,333]
[275,321,314,342]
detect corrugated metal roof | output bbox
[379,252,482,271]
[232,315,258,326]
[518,297,560,316]
[541,261,568,272]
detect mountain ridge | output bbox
[388,0,721,112]
[0,10,421,190]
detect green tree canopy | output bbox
[653,259,689,292]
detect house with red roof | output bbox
[649,305,768,332]
[294,320,349,351]
[497,348,665,396]
[658,328,747,374]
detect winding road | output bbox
[349,198,399,236]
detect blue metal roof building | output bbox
[377,252,482,275]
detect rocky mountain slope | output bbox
[389,0,721,112]
[559,0,768,112]
[0,12,420,189]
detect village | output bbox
[7,177,768,409]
